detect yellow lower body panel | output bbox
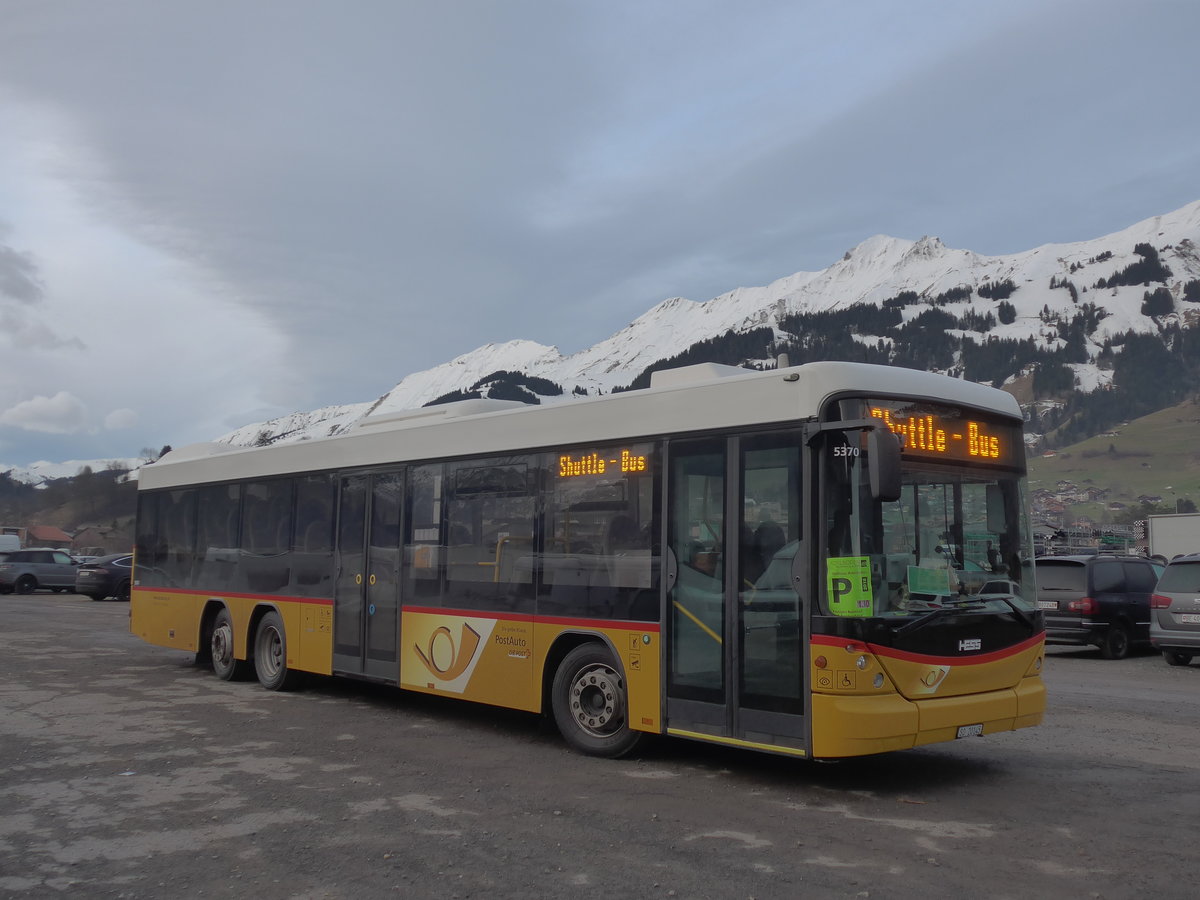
[130,588,334,677]
[811,675,1045,758]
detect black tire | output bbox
[114,580,131,602]
[551,643,641,758]
[253,610,304,691]
[211,608,251,681]
[1099,623,1131,660]
[1163,650,1194,667]
[15,575,37,594]
[85,593,106,602]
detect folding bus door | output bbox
[665,431,809,755]
[333,470,404,680]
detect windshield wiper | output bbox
[994,595,1036,631]
[894,599,987,635]
[895,595,1038,636]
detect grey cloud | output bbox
[0,244,44,303]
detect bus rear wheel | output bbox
[253,610,304,691]
[211,608,251,681]
[552,644,641,758]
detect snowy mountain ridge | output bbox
[222,198,1199,448]
[5,199,1196,484]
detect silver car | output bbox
[1150,553,1200,666]
[0,547,80,594]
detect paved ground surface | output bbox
[1,594,1198,899]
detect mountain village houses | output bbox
[1,523,119,557]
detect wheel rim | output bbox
[567,663,625,738]
[212,621,235,670]
[259,625,285,680]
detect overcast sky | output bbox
[1,0,1198,469]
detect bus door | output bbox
[665,432,808,754]
[333,470,404,681]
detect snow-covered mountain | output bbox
[215,198,1200,450]
[0,457,145,487]
[6,200,1195,485]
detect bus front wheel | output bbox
[551,644,641,758]
[211,608,251,681]
[253,610,304,691]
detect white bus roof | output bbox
[140,361,1020,490]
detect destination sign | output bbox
[867,403,1021,467]
[558,449,648,478]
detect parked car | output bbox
[0,547,80,594]
[1035,554,1164,659]
[74,553,134,602]
[1150,553,1200,666]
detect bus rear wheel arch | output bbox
[551,642,641,758]
[210,607,252,681]
[253,609,304,691]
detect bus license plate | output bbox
[1180,614,1200,624]
[956,724,984,739]
[1036,601,1057,610]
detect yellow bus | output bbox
[131,361,1045,759]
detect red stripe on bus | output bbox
[133,586,333,606]
[402,605,660,633]
[811,631,1044,666]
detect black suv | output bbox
[1035,554,1164,659]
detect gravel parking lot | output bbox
[2,594,1199,899]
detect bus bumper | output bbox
[810,676,1046,759]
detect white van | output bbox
[0,534,21,553]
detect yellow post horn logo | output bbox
[415,623,482,681]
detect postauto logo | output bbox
[411,617,496,692]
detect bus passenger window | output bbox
[539,442,658,621]
[443,458,536,613]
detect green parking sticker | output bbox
[827,556,873,617]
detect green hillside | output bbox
[1028,396,1200,522]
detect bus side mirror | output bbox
[868,426,902,502]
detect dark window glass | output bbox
[739,433,803,714]
[367,473,403,659]
[238,479,294,594]
[444,457,537,612]
[292,474,335,598]
[1157,560,1200,592]
[404,464,444,606]
[334,474,368,657]
[135,493,164,584]
[195,484,242,590]
[160,490,197,588]
[539,442,658,621]
[668,439,726,702]
[1090,560,1125,594]
[1124,561,1157,593]
[1035,561,1087,591]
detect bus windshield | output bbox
[821,425,1035,621]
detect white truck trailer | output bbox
[1145,513,1200,561]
